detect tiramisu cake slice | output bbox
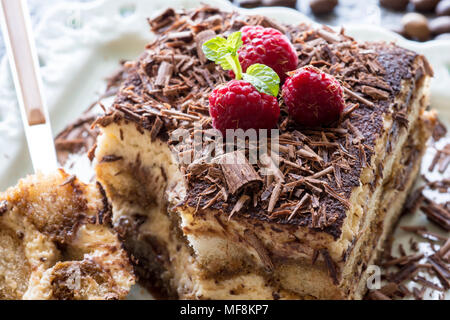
[94,7,436,299]
[0,170,134,300]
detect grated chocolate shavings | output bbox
[268,182,282,214]
[150,117,163,141]
[229,194,250,220]
[55,114,100,165]
[428,254,450,290]
[341,103,360,120]
[59,175,76,187]
[220,151,263,195]
[412,286,426,300]
[420,199,450,231]
[382,253,424,267]
[413,276,445,292]
[100,155,124,163]
[342,86,375,108]
[361,85,390,100]
[379,282,400,297]
[367,290,391,300]
[390,262,419,284]
[432,118,447,141]
[401,187,425,216]
[288,193,311,221]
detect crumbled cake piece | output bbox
[94,6,435,299]
[0,170,134,300]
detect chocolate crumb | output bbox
[59,175,76,187]
[100,155,124,163]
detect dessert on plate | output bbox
[0,169,134,300]
[94,6,436,299]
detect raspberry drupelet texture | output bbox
[282,66,345,127]
[233,26,298,83]
[209,80,280,134]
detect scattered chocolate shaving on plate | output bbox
[412,286,426,300]
[432,118,448,141]
[367,290,391,300]
[369,125,449,299]
[421,198,450,231]
[390,262,419,284]
[401,225,448,242]
[54,114,100,165]
[413,276,445,292]
[428,254,450,290]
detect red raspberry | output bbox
[282,66,345,127]
[232,26,298,83]
[209,80,280,134]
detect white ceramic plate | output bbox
[0,0,448,300]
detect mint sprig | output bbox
[202,31,243,79]
[202,32,280,97]
[243,64,280,97]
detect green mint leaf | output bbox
[216,56,233,71]
[226,31,243,53]
[202,32,243,78]
[242,64,280,97]
[202,36,228,63]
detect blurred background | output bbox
[1,0,450,60]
